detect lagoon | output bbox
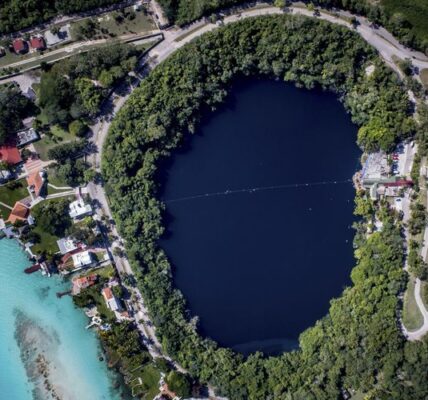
[160,79,360,355]
[0,238,122,399]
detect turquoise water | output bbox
[0,238,121,399]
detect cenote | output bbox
[160,79,360,355]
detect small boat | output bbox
[24,264,41,274]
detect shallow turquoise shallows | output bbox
[0,238,121,400]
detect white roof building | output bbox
[72,250,93,268]
[57,237,78,255]
[16,128,39,147]
[69,198,92,219]
[102,287,121,312]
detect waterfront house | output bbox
[12,39,28,54]
[0,145,22,166]
[57,237,78,255]
[69,198,93,220]
[102,287,121,312]
[72,274,97,295]
[7,202,30,224]
[30,36,46,51]
[72,250,93,269]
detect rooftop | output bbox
[30,37,45,50]
[26,170,45,198]
[72,250,93,268]
[69,198,92,219]
[12,39,27,53]
[7,202,29,224]
[57,237,78,255]
[0,145,22,165]
[16,128,39,147]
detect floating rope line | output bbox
[164,179,352,204]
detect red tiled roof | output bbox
[26,171,44,197]
[73,274,97,288]
[0,145,22,165]
[12,39,27,53]
[30,37,45,50]
[102,287,114,300]
[7,202,29,224]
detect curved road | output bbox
[85,1,428,366]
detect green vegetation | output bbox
[421,69,428,90]
[33,125,75,161]
[73,277,116,320]
[381,0,428,52]
[31,197,71,236]
[165,370,191,397]
[38,43,139,126]
[402,278,424,331]
[0,84,34,145]
[103,15,428,399]
[0,179,29,207]
[0,0,124,34]
[71,6,154,39]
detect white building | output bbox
[102,287,121,312]
[56,237,78,255]
[72,250,93,268]
[69,198,92,219]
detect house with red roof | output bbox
[12,39,28,54]
[26,170,46,198]
[30,37,46,51]
[0,145,22,166]
[7,202,30,224]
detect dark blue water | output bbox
[160,79,360,355]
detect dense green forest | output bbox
[103,15,428,399]
[0,0,123,34]
[38,43,139,126]
[157,0,428,54]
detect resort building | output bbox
[69,198,93,220]
[72,250,93,269]
[16,128,39,147]
[7,202,30,224]
[57,237,78,255]
[102,287,121,312]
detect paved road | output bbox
[0,30,161,73]
[84,0,428,366]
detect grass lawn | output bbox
[47,166,71,188]
[0,179,29,207]
[81,264,116,280]
[0,203,11,219]
[33,125,76,161]
[30,196,74,255]
[422,281,428,310]
[71,7,154,41]
[135,364,161,399]
[421,69,428,90]
[403,277,424,331]
[31,225,59,255]
[381,0,428,45]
